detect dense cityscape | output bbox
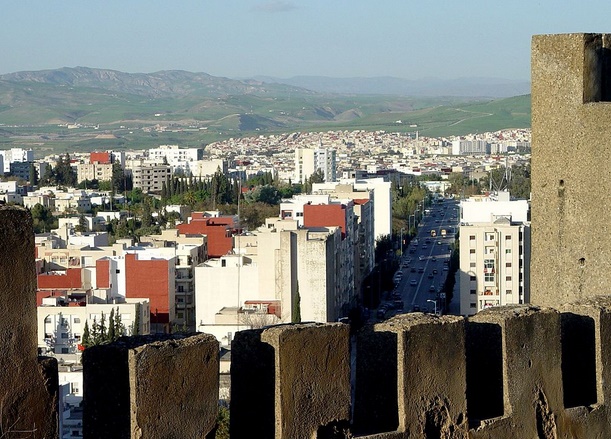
[0,125,532,437]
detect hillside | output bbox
[0,67,531,153]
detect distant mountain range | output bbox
[0,66,311,98]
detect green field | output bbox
[0,76,531,154]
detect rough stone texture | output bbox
[355,313,468,439]
[83,333,219,439]
[531,33,611,307]
[231,323,351,439]
[0,206,58,439]
[468,306,563,439]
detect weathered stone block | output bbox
[468,306,562,439]
[0,206,58,439]
[556,298,611,437]
[355,314,468,438]
[231,322,351,439]
[83,333,219,439]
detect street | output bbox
[385,198,459,317]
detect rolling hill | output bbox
[0,67,531,153]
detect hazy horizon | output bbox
[2,1,610,81]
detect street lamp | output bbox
[400,227,404,256]
[427,299,437,315]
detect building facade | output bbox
[458,193,530,316]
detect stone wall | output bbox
[531,33,611,306]
[0,206,58,439]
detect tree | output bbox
[292,282,302,324]
[29,163,39,186]
[75,214,88,233]
[82,320,91,348]
[112,162,126,193]
[131,303,141,335]
[108,308,116,342]
[30,203,57,233]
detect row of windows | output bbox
[470,289,513,295]
[470,275,514,282]
[470,235,513,240]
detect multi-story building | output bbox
[0,147,34,173]
[147,145,204,176]
[313,177,392,240]
[451,139,490,155]
[177,212,238,258]
[194,224,346,344]
[37,297,150,358]
[190,158,228,178]
[458,192,530,316]
[131,163,172,193]
[77,163,114,183]
[294,148,336,183]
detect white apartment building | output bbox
[0,147,34,173]
[194,223,350,344]
[313,177,392,240]
[77,163,113,183]
[190,158,228,178]
[451,140,490,155]
[37,297,150,359]
[458,192,530,316]
[294,147,337,183]
[147,145,204,175]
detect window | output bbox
[506,276,512,281]
[44,316,51,323]
[505,235,512,240]
[177,312,184,319]
[470,275,476,281]
[470,235,476,241]
[61,348,69,354]
[505,249,512,254]
[469,249,476,254]
[61,333,68,339]
[470,262,476,268]
[506,262,512,268]
[74,318,80,323]
[506,290,512,295]
[470,289,476,295]
[470,303,477,308]
[484,259,495,282]
[486,233,495,241]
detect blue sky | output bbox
[2,0,610,80]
